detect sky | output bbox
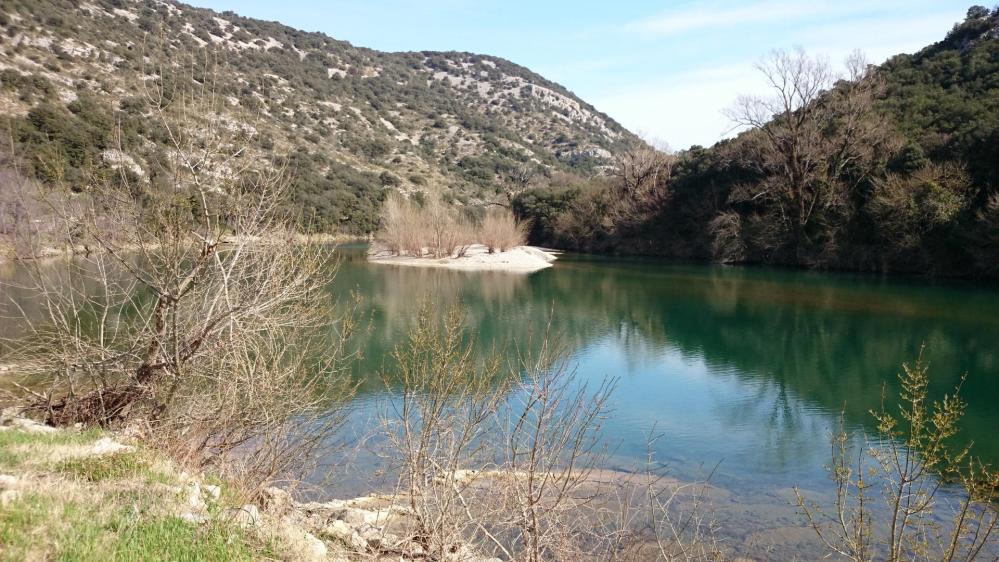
[187,0,973,150]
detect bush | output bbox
[375,195,526,257]
[479,207,527,253]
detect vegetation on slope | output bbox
[0,0,639,239]
[514,6,999,277]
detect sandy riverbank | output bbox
[367,244,557,273]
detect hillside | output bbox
[514,5,999,278]
[0,0,640,234]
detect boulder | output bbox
[226,504,261,529]
[0,489,21,506]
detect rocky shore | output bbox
[0,413,498,562]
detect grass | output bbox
[57,452,148,482]
[0,427,102,468]
[0,493,255,562]
[0,427,262,561]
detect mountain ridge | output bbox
[0,0,641,233]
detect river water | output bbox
[328,244,999,558]
[3,245,997,557]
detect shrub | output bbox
[479,207,527,253]
[375,196,526,257]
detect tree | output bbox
[3,50,355,487]
[725,49,890,262]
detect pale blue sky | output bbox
[188,0,973,149]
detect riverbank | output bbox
[0,233,363,265]
[368,244,557,272]
[0,413,501,562]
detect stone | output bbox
[227,504,261,529]
[358,525,382,543]
[339,507,385,526]
[179,511,207,524]
[9,417,57,434]
[321,519,368,551]
[202,484,221,503]
[0,489,21,507]
[89,437,134,456]
[299,531,328,562]
[0,474,18,489]
[185,482,205,511]
[261,486,291,512]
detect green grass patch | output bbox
[0,492,53,561]
[0,427,262,560]
[101,515,255,562]
[0,427,103,468]
[0,493,255,562]
[57,452,149,482]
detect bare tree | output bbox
[725,48,890,261]
[2,49,357,488]
[610,146,674,232]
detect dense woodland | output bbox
[515,6,999,277]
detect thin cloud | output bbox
[625,0,945,38]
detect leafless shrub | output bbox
[372,308,730,561]
[707,211,745,264]
[375,196,527,257]
[1,48,357,491]
[378,304,505,558]
[612,146,674,228]
[480,208,528,253]
[484,332,616,561]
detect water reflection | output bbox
[4,246,998,556]
[332,246,999,477]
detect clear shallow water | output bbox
[324,244,999,556]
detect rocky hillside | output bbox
[0,0,640,233]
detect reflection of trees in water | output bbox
[332,249,999,463]
[7,248,999,463]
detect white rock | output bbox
[179,511,207,524]
[89,437,134,456]
[261,486,291,511]
[9,418,57,433]
[322,519,368,551]
[185,482,205,511]
[339,507,385,526]
[202,484,221,502]
[0,489,21,506]
[227,504,261,529]
[0,474,18,489]
[300,532,328,562]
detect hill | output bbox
[514,5,999,277]
[0,0,640,234]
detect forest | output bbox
[514,6,999,277]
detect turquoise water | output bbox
[3,246,997,556]
[325,245,999,556]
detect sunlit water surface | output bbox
[3,245,997,557]
[326,245,999,558]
